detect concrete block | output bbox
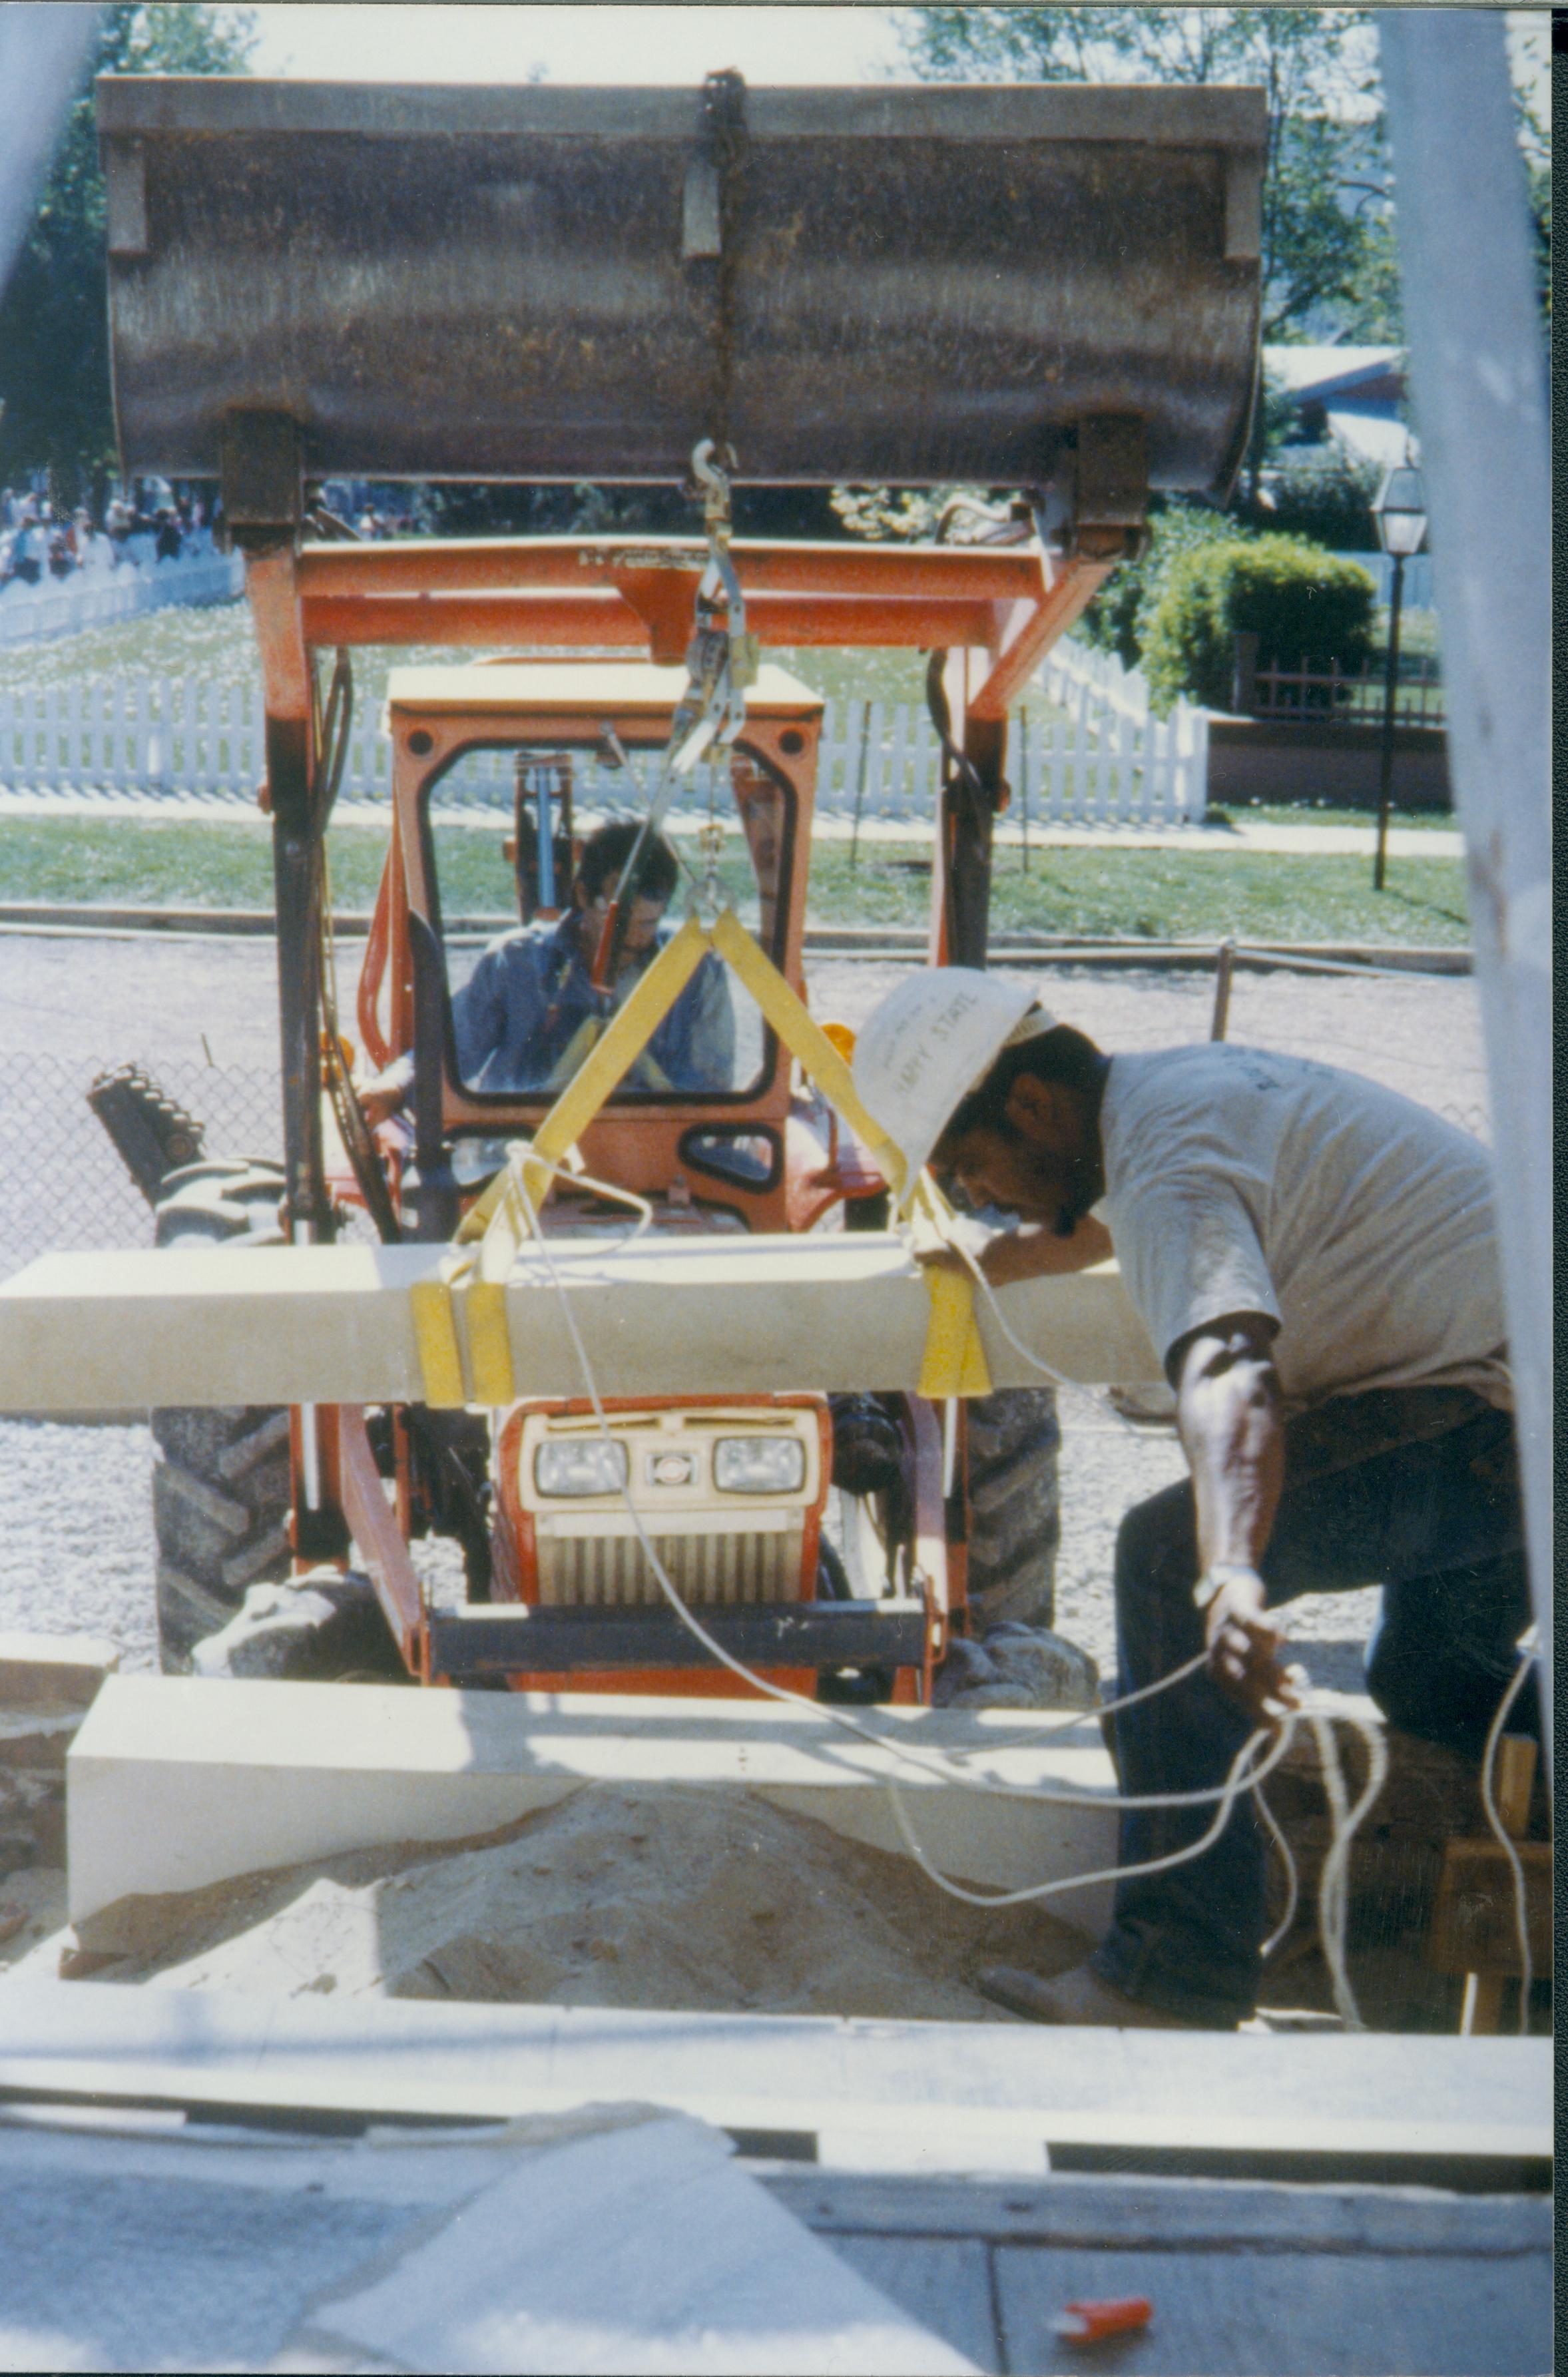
[67,1675,1119,1935]
[0,1632,119,1710]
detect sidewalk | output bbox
[0,786,1463,858]
[810,815,1464,858]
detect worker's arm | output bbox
[1170,1311,1295,1726]
[360,942,506,1122]
[358,1053,413,1128]
[918,1210,1112,1283]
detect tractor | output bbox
[87,69,1263,1701]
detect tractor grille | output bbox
[537,1525,804,1609]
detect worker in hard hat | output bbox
[852,969,1529,2029]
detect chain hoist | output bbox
[589,437,758,991]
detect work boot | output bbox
[978,1961,1228,2029]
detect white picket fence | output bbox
[0,546,243,648]
[0,643,1207,824]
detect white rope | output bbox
[946,1226,1073,1390]
[942,1215,1156,1452]
[1477,1638,1538,2035]
[507,1173,1391,2017]
[1307,1707,1390,2031]
[1255,1778,1300,1960]
[884,1721,1292,1909]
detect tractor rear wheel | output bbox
[963,1388,1061,1633]
[150,1161,292,1672]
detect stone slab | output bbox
[827,2236,1001,2376]
[0,2103,975,2377]
[0,1633,120,1709]
[310,2111,979,2375]
[992,2238,1546,2377]
[0,1711,81,1770]
[66,1675,1119,1934]
[0,1237,1162,1412]
[0,1981,1549,2170]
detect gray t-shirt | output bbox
[1098,1045,1509,1411]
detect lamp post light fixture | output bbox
[1370,459,1429,890]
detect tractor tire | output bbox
[87,1063,206,1207]
[150,1161,292,1673]
[963,1388,1061,1633]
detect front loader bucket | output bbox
[99,77,1263,494]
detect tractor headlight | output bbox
[535,1438,629,1498]
[713,1436,806,1495]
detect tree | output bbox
[896,9,1386,348]
[0,5,258,505]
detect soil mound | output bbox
[79,1782,1086,2020]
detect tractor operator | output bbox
[362,820,734,1113]
[852,969,1531,2031]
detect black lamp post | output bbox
[1370,460,1429,891]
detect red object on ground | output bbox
[1054,2296,1154,2344]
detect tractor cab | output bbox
[360,661,880,1244]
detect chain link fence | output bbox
[0,965,1491,1286]
[0,1052,282,1280]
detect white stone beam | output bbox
[65,1675,1119,1936]
[0,1238,1163,1412]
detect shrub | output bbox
[1246,445,1382,551]
[1143,535,1378,712]
[1075,499,1252,670]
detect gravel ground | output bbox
[0,932,1489,1686]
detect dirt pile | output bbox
[74,1782,1087,2020]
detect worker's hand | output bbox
[1199,1565,1297,1728]
[914,1241,970,1279]
[358,1081,402,1129]
[917,1214,1112,1286]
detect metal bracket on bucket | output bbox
[218,410,304,549]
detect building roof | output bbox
[1264,345,1405,407]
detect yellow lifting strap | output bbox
[410,909,991,1405]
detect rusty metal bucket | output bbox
[99,76,1263,493]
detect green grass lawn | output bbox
[806,843,1469,944]
[0,815,1470,946]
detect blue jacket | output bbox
[369,915,736,1102]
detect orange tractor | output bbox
[90,71,1262,1699]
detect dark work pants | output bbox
[1091,1391,1532,2023]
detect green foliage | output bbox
[1515,83,1551,324]
[1142,535,1376,710]
[0,4,257,500]
[829,486,1005,541]
[1075,501,1250,670]
[1252,447,1380,551]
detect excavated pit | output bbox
[65,1781,1089,2020]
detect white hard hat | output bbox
[852,969,1057,1208]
